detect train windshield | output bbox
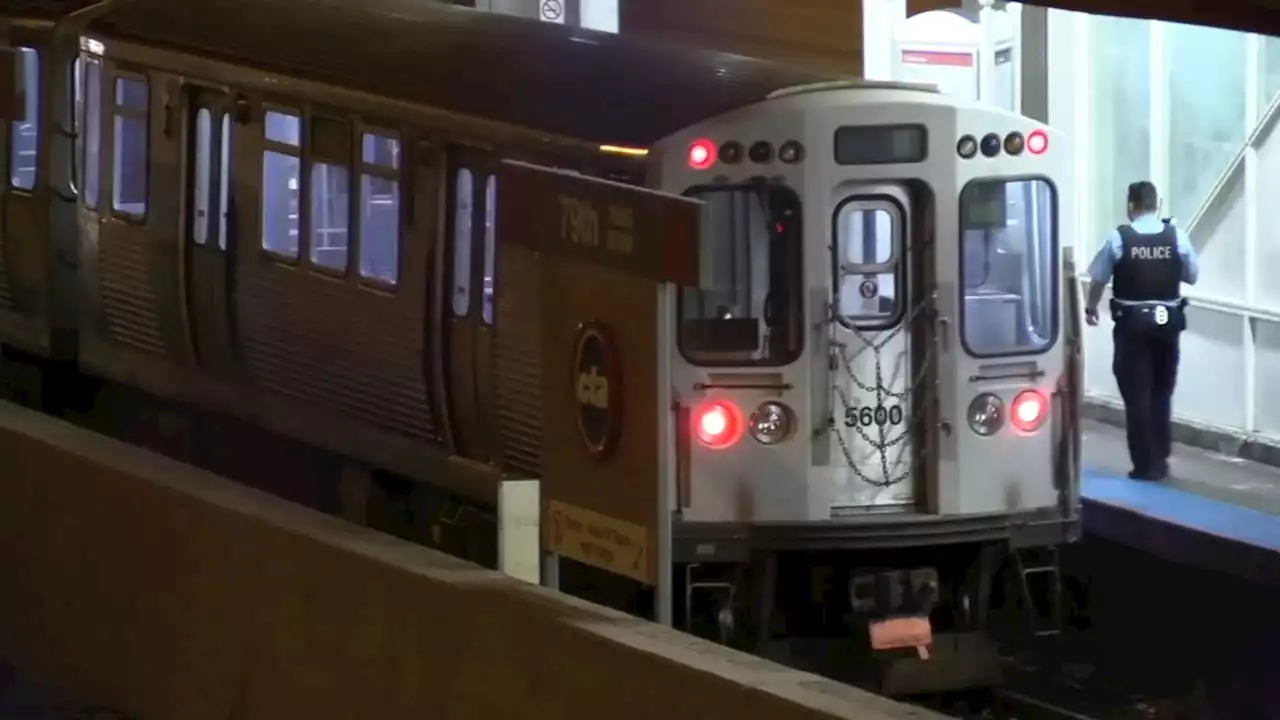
[678,184,803,366]
[959,177,1059,357]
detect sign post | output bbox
[496,160,700,623]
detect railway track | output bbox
[911,689,1098,720]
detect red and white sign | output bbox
[900,50,975,67]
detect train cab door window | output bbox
[184,89,238,373]
[261,109,301,259]
[309,114,351,273]
[677,184,803,366]
[834,201,902,329]
[959,177,1058,357]
[78,56,102,211]
[450,168,474,315]
[9,46,38,192]
[111,75,148,219]
[481,174,496,325]
[358,130,400,285]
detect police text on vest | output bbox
[1130,246,1172,260]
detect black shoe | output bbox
[1128,466,1168,481]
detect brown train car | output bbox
[0,0,828,555]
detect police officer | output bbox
[1083,181,1199,481]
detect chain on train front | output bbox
[827,292,934,489]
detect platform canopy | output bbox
[620,0,1280,79]
[1023,0,1280,35]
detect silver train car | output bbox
[0,0,1083,695]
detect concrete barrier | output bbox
[0,402,942,720]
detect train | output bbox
[0,0,1082,696]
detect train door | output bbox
[440,145,497,461]
[827,184,929,510]
[0,44,45,326]
[183,87,237,376]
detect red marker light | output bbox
[694,400,743,449]
[688,138,717,170]
[1027,129,1049,155]
[1010,390,1048,432]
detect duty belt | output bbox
[1109,297,1187,321]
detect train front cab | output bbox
[652,83,1081,692]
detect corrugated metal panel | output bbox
[0,240,12,311]
[235,262,436,442]
[493,245,543,476]
[620,0,863,76]
[98,236,166,355]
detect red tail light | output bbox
[1027,129,1049,155]
[687,138,716,170]
[1011,390,1048,432]
[694,400,742,449]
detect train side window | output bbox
[308,114,351,272]
[959,177,1058,357]
[261,109,301,259]
[358,130,400,285]
[80,57,102,210]
[833,201,901,329]
[192,108,212,245]
[10,47,39,192]
[481,174,496,325]
[310,160,349,271]
[218,114,232,250]
[451,168,474,316]
[111,75,148,219]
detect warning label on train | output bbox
[547,500,650,585]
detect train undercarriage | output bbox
[0,343,1074,698]
[666,540,1068,696]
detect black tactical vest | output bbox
[1112,222,1183,303]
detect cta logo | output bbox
[572,322,622,460]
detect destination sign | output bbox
[497,159,701,286]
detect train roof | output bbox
[82,0,841,147]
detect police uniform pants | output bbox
[1112,310,1181,478]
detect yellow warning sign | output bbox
[546,500,650,585]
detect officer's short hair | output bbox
[1127,181,1159,212]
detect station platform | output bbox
[1080,418,1280,586]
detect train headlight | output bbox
[967,393,1005,436]
[749,401,793,445]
